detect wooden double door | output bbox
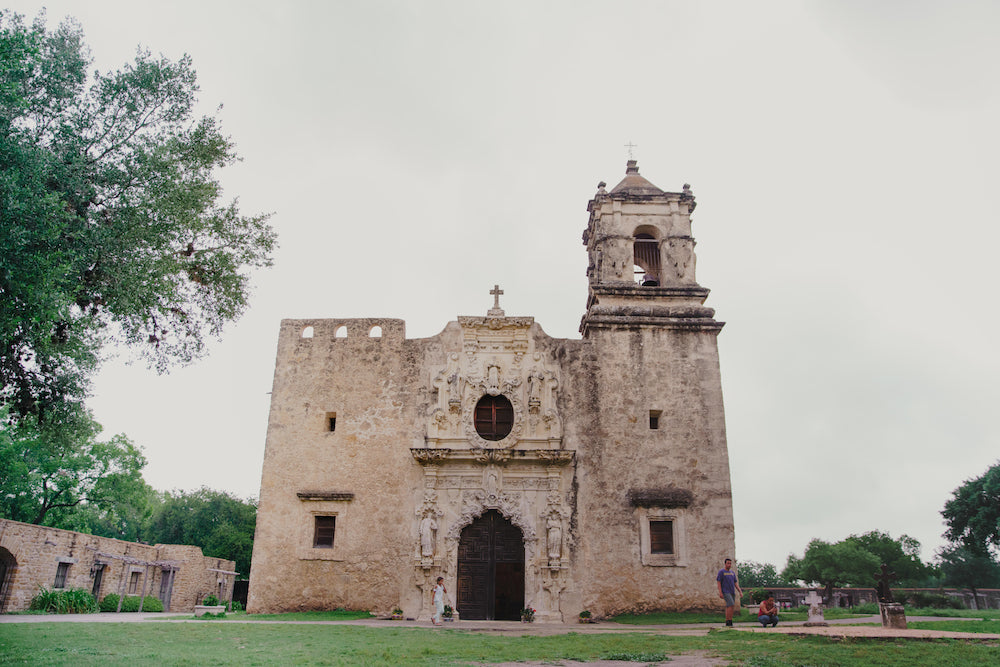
[456,510,524,620]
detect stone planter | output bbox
[194,605,226,617]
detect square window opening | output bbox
[54,562,70,588]
[314,515,336,549]
[649,520,674,554]
[128,571,141,594]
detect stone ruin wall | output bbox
[0,519,236,613]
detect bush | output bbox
[29,587,98,614]
[202,594,221,606]
[98,593,164,612]
[906,591,964,609]
[230,600,244,612]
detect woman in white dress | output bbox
[432,577,447,626]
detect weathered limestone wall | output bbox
[0,519,235,613]
[565,326,735,615]
[248,162,736,620]
[249,318,440,613]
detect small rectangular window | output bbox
[650,520,674,554]
[314,516,336,548]
[649,410,661,430]
[54,562,70,588]
[128,571,140,594]
[91,564,105,597]
[327,412,337,432]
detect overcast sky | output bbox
[7,0,999,569]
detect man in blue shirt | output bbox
[716,558,742,627]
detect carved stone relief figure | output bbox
[419,512,438,558]
[486,360,501,396]
[546,512,562,562]
[527,367,543,406]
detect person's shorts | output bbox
[723,592,736,606]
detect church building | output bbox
[247,161,737,620]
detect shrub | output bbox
[230,600,244,612]
[906,591,963,609]
[29,587,98,614]
[98,593,164,612]
[202,594,221,606]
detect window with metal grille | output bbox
[474,395,514,441]
[649,520,674,554]
[314,516,336,548]
[53,562,70,588]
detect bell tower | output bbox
[580,160,720,335]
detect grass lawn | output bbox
[2,622,998,666]
[610,607,867,625]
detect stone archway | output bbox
[0,547,16,613]
[457,510,524,620]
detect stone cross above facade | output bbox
[488,284,505,317]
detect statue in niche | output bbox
[486,361,501,396]
[419,512,438,558]
[485,467,500,499]
[527,368,543,406]
[446,354,463,407]
[546,513,562,562]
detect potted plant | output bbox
[520,606,536,623]
[391,607,404,620]
[442,604,454,622]
[578,610,592,623]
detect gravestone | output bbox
[874,563,907,629]
[803,590,828,627]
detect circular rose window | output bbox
[473,394,514,441]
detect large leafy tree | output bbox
[783,532,931,602]
[848,530,930,586]
[144,487,257,578]
[736,560,791,589]
[0,11,275,424]
[783,538,881,602]
[936,543,1000,610]
[942,462,1000,558]
[0,403,149,528]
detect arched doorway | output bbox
[0,547,16,613]
[457,510,524,620]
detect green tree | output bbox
[0,11,275,424]
[936,543,1000,610]
[942,462,1000,558]
[848,530,930,586]
[736,560,790,589]
[0,403,149,528]
[144,487,256,577]
[783,539,881,602]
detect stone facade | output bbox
[248,161,737,620]
[0,518,236,613]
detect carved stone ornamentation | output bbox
[411,448,450,465]
[445,490,537,545]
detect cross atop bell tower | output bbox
[579,161,722,336]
